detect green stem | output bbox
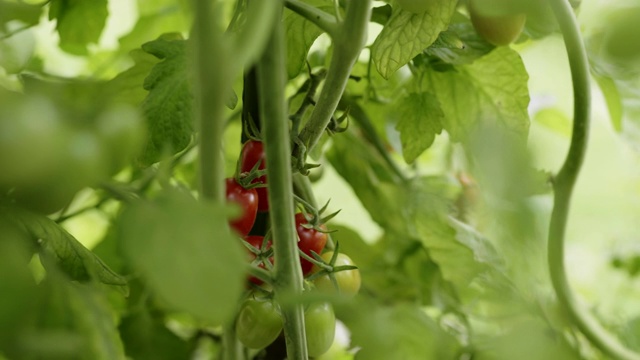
[191,2,242,359]
[256,6,308,359]
[547,1,640,359]
[298,0,372,153]
[284,0,340,37]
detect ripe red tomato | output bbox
[245,235,273,285]
[236,297,283,349]
[295,213,328,275]
[239,140,269,212]
[311,252,361,297]
[225,178,258,236]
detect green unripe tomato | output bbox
[304,302,336,357]
[236,297,283,349]
[601,6,640,65]
[468,0,526,46]
[312,252,361,297]
[395,0,432,14]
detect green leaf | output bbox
[532,107,571,136]
[372,0,457,79]
[139,34,193,166]
[423,12,494,65]
[118,191,245,325]
[0,1,42,30]
[119,309,190,360]
[49,0,108,55]
[0,207,127,287]
[0,27,35,74]
[594,74,623,132]
[341,303,460,360]
[393,92,444,163]
[26,275,127,360]
[284,1,331,79]
[419,47,530,141]
[105,50,161,107]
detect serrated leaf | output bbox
[372,0,457,79]
[49,0,108,55]
[0,207,127,287]
[105,50,161,106]
[139,35,193,166]
[420,47,530,141]
[284,1,331,79]
[118,191,245,325]
[393,92,444,163]
[342,303,460,360]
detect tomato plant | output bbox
[239,140,269,212]
[295,213,328,275]
[235,297,283,350]
[225,178,258,236]
[1,1,639,360]
[311,251,361,297]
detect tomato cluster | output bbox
[228,139,362,355]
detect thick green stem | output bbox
[256,5,308,359]
[233,0,280,71]
[284,0,339,36]
[547,0,640,359]
[298,0,372,153]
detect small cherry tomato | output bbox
[236,297,283,349]
[295,213,328,275]
[226,178,258,236]
[312,252,361,297]
[239,140,269,212]
[468,0,526,46]
[304,302,336,357]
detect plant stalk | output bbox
[298,0,372,154]
[256,5,309,359]
[547,0,640,359]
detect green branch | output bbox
[547,0,640,359]
[284,0,340,37]
[256,5,308,359]
[298,0,372,153]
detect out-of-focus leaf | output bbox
[119,309,190,360]
[419,47,530,142]
[594,74,623,132]
[105,50,160,106]
[372,0,457,79]
[474,318,580,360]
[0,206,128,287]
[341,302,460,360]
[0,1,42,30]
[48,0,108,55]
[621,316,640,352]
[393,92,444,163]
[284,1,332,79]
[0,27,35,74]
[532,107,572,136]
[118,191,245,325]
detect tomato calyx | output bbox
[305,242,358,283]
[243,235,274,286]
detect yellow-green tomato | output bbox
[395,0,432,14]
[236,297,283,349]
[469,0,526,46]
[304,302,336,357]
[312,252,361,297]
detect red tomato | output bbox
[239,140,269,211]
[295,213,328,275]
[245,235,273,285]
[225,178,258,236]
